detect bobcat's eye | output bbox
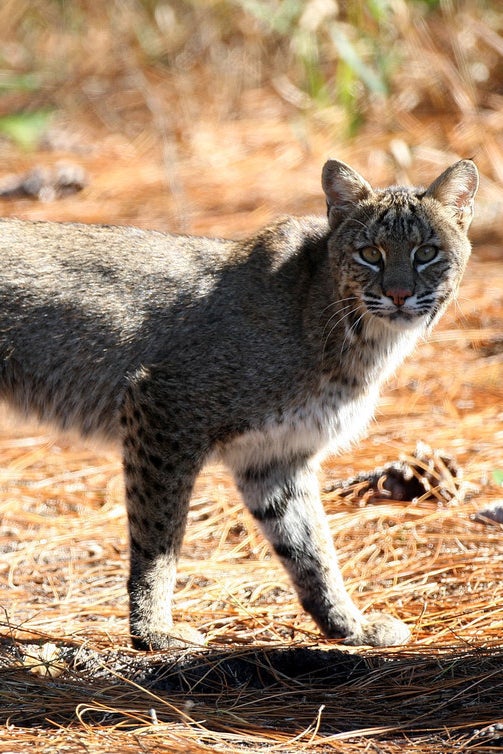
[415,245,438,264]
[359,247,382,265]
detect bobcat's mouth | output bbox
[365,302,429,331]
[382,307,429,331]
[388,308,416,321]
[363,293,431,330]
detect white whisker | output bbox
[321,303,367,366]
[339,310,369,356]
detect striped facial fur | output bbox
[322,160,478,336]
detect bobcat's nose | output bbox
[385,287,412,307]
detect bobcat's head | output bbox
[322,158,479,334]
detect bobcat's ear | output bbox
[322,159,373,230]
[425,160,479,232]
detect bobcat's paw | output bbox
[132,622,206,651]
[344,612,410,647]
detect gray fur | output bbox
[0,158,478,649]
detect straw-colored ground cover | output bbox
[0,2,503,751]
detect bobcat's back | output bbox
[0,219,234,437]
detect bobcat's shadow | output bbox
[1,637,503,745]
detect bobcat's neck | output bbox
[341,315,421,387]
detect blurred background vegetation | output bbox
[0,0,501,238]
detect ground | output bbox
[1,2,503,752]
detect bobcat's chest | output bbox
[221,379,379,473]
[221,327,411,474]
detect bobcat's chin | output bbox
[373,309,430,333]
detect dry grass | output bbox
[0,1,503,752]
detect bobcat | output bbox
[0,158,478,650]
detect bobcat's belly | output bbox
[221,386,379,472]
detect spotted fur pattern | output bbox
[0,159,478,649]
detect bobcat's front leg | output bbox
[235,458,410,647]
[121,379,206,651]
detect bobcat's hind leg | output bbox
[235,456,410,647]
[121,379,206,651]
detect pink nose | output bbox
[386,288,412,307]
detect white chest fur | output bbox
[221,322,424,474]
[221,381,380,473]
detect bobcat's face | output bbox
[331,189,472,333]
[321,159,478,336]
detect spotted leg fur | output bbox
[121,377,207,650]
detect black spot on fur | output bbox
[250,483,295,521]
